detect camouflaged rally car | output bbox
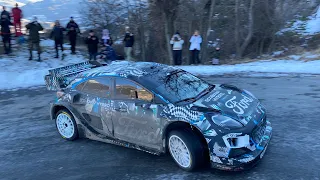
[44,61,272,171]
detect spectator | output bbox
[99,29,116,62]
[12,3,23,37]
[123,26,134,60]
[212,47,220,65]
[66,17,80,54]
[85,30,99,61]
[0,14,12,54]
[101,29,113,46]
[170,32,184,65]
[26,16,44,61]
[189,30,202,65]
[1,6,11,21]
[50,20,65,58]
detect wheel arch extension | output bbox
[162,121,209,154]
[51,104,76,120]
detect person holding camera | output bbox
[170,32,184,65]
[50,20,66,58]
[85,30,99,61]
[189,30,202,65]
[26,16,44,61]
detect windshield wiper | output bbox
[174,85,215,105]
[174,97,197,104]
[197,85,215,99]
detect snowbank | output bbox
[0,41,87,90]
[1,41,320,90]
[180,59,320,76]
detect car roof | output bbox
[78,61,177,80]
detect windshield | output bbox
[155,70,210,103]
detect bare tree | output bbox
[235,0,255,59]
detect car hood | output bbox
[195,84,261,125]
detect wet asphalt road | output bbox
[0,74,320,180]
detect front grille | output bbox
[251,117,267,144]
[229,148,248,158]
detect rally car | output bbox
[44,60,272,171]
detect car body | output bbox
[45,61,272,171]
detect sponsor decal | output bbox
[204,91,225,102]
[225,95,254,115]
[204,129,218,137]
[213,142,230,158]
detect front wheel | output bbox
[55,110,79,141]
[168,130,204,171]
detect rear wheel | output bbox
[55,110,78,141]
[168,130,204,171]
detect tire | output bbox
[55,109,79,141]
[168,130,205,171]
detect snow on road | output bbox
[0,40,320,90]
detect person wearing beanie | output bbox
[66,16,80,54]
[85,30,99,61]
[26,16,44,61]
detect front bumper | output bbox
[210,120,272,171]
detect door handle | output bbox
[115,108,127,112]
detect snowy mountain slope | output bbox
[21,0,82,24]
[0,0,25,8]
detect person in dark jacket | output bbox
[212,47,220,65]
[0,14,12,54]
[50,20,65,58]
[99,29,116,62]
[85,30,99,61]
[26,16,44,61]
[1,6,11,21]
[12,3,23,37]
[123,26,134,60]
[66,17,80,54]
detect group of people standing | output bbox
[84,26,135,61]
[1,4,210,64]
[0,4,23,54]
[170,30,203,65]
[50,17,80,58]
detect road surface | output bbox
[0,74,319,180]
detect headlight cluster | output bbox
[211,114,243,130]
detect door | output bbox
[112,77,162,150]
[73,77,113,137]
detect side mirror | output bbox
[154,95,166,105]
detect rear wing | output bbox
[44,61,104,91]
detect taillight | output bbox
[56,90,65,98]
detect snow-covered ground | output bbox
[0,40,86,90]
[279,6,320,36]
[1,40,320,90]
[181,58,320,76]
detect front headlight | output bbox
[211,115,243,130]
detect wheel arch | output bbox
[163,121,209,155]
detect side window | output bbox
[81,77,111,98]
[115,78,153,102]
[76,82,86,91]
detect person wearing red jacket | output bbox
[11,3,23,36]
